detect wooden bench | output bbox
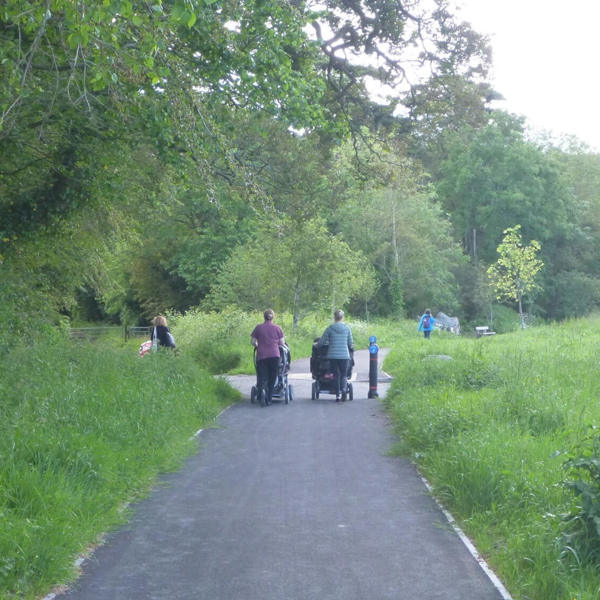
[475,326,496,338]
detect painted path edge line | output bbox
[419,474,514,600]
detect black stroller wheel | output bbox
[250,386,257,404]
[348,382,353,401]
[288,384,294,402]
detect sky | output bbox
[454,0,600,151]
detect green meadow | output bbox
[385,317,600,599]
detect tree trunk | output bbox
[518,293,525,329]
[392,201,399,271]
[293,283,300,330]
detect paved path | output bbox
[61,349,508,600]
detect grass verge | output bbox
[0,336,239,599]
[384,319,600,600]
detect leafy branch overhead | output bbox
[0,0,325,133]
[1,0,491,136]
[0,0,493,257]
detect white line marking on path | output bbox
[419,475,514,600]
[194,405,232,438]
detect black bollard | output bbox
[368,335,379,398]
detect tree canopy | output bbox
[205,218,376,327]
[3,0,600,339]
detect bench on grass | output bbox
[475,326,496,338]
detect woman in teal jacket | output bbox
[418,309,435,339]
[318,309,354,401]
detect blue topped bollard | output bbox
[368,335,379,398]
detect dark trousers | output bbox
[257,356,279,403]
[424,330,431,339]
[330,358,349,398]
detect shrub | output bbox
[561,431,600,563]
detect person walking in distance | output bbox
[251,309,285,406]
[418,309,435,339]
[317,309,354,402]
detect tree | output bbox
[205,218,376,328]
[308,0,492,139]
[436,112,569,263]
[537,145,600,319]
[487,225,543,329]
[329,134,465,317]
[403,74,500,170]
[0,0,494,337]
[0,0,330,266]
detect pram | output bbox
[250,344,294,406]
[310,339,354,401]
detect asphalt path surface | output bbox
[60,349,508,600]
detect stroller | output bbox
[310,339,354,401]
[250,344,294,406]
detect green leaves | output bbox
[561,431,600,561]
[437,114,569,263]
[66,28,90,49]
[170,2,197,28]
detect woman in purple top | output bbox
[251,309,285,406]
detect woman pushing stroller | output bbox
[251,309,285,406]
[316,309,354,402]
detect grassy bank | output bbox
[0,336,239,599]
[385,318,600,600]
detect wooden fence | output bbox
[69,326,152,341]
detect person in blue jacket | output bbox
[317,309,354,402]
[418,309,435,339]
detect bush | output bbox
[489,304,522,334]
[170,309,411,374]
[170,308,254,373]
[561,431,600,563]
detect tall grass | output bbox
[0,335,238,599]
[385,319,600,599]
